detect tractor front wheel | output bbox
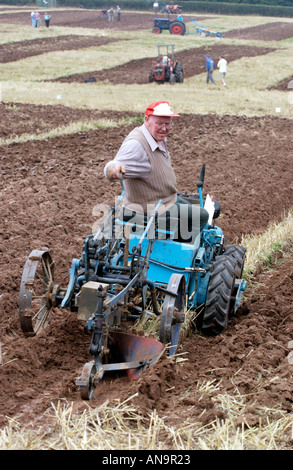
[78,361,98,400]
[152,27,161,34]
[149,68,155,83]
[170,73,176,84]
[19,249,57,336]
[175,64,184,83]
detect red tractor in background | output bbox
[149,44,184,84]
[165,4,182,14]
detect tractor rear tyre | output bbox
[170,21,186,35]
[223,244,246,279]
[200,255,237,335]
[223,244,246,316]
[175,64,184,83]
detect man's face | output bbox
[145,115,172,142]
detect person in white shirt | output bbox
[31,11,35,27]
[217,56,227,87]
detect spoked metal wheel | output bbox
[159,273,186,356]
[19,249,57,336]
[77,360,105,400]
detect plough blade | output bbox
[109,332,165,380]
[76,332,165,399]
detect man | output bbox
[108,7,114,22]
[104,101,209,242]
[44,12,51,28]
[217,55,227,87]
[205,54,216,85]
[31,11,35,27]
[34,11,41,27]
[116,5,121,21]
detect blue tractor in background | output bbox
[152,18,186,35]
[19,165,246,400]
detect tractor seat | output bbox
[116,208,202,244]
[178,192,221,219]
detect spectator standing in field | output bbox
[116,5,121,21]
[34,11,41,27]
[205,54,216,85]
[31,11,35,27]
[44,12,51,28]
[153,1,159,13]
[108,7,114,22]
[217,55,227,87]
[101,9,108,19]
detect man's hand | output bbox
[106,163,126,180]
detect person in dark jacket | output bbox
[205,54,216,85]
[44,12,51,28]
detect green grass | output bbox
[0,14,293,118]
[241,210,293,279]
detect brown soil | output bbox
[225,21,293,41]
[0,105,292,435]
[0,10,292,444]
[0,10,172,31]
[0,36,122,63]
[270,75,293,91]
[0,103,138,138]
[1,8,292,40]
[51,44,276,84]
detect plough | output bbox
[188,18,223,37]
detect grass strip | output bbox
[0,116,143,147]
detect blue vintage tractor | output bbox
[152,18,186,35]
[19,165,246,400]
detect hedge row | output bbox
[180,1,293,16]
[192,0,292,5]
[2,0,293,16]
[59,0,293,17]
[1,1,34,5]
